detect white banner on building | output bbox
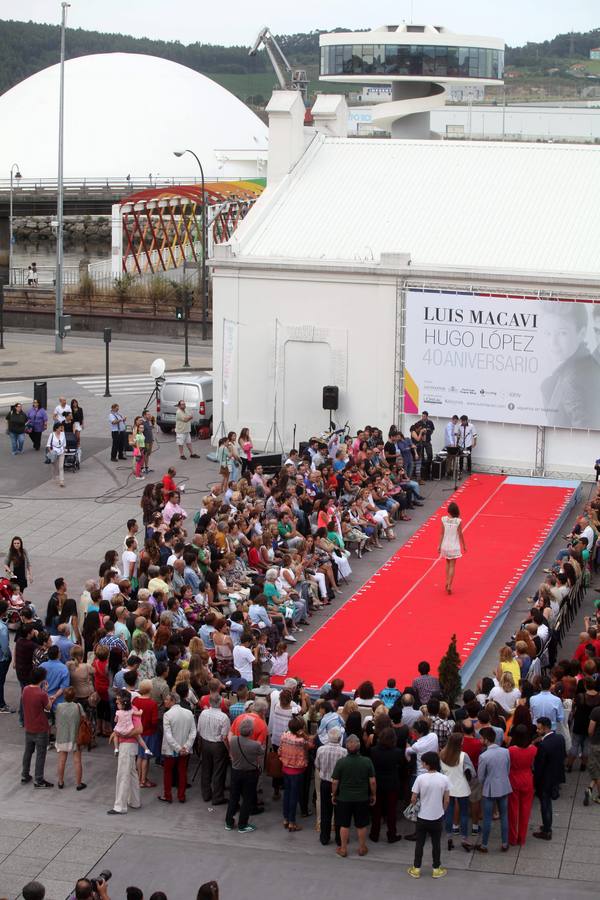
[403,289,600,430]
[222,318,237,406]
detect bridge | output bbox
[0,175,261,278]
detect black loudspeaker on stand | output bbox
[323,385,339,429]
[322,385,339,410]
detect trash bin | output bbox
[33,381,47,412]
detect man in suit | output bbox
[533,716,566,840]
[476,727,512,852]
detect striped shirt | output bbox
[229,701,246,722]
[429,716,454,750]
[315,742,348,782]
[197,707,230,743]
[99,634,128,656]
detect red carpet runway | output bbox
[288,474,578,692]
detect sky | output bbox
[2,0,599,48]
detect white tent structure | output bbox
[0,53,268,179]
[212,91,600,478]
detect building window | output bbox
[423,46,435,75]
[319,43,504,79]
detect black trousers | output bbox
[459,449,473,474]
[30,431,42,450]
[539,790,553,834]
[319,778,340,846]
[420,443,433,479]
[200,739,228,803]
[226,768,259,828]
[414,815,443,869]
[111,431,126,460]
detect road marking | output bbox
[73,371,212,397]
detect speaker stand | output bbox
[263,419,284,456]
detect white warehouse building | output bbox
[212,89,600,479]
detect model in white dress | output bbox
[440,516,462,560]
[438,506,466,594]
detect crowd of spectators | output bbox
[1,427,600,887]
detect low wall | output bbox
[1,287,213,339]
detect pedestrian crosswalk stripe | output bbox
[73,371,211,397]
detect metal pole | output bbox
[9,169,13,285]
[183,280,190,369]
[55,2,70,353]
[174,148,208,363]
[220,315,226,439]
[201,161,207,342]
[185,150,207,352]
[104,341,111,397]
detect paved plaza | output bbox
[0,332,598,900]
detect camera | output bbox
[90,871,112,893]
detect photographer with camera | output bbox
[73,871,111,900]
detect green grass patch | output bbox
[207,72,351,104]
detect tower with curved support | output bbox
[320,24,504,138]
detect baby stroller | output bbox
[63,432,80,472]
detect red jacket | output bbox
[133,696,159,736]
[162,475,177,494]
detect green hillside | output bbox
[1,18,600,104]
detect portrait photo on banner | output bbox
[403,290,600,430]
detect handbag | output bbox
[87,691,99,708]
[47,434,59,463]
[265,747,283,779]
[403,798,421,822]
[77,705,93,747]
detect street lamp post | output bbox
[9,164,22,286]
[55,1,70,354]
[174,149,208,367]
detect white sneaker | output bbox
[284,635,297,643]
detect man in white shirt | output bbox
[405,720,439,775]
[400,694,422,729]
[160,692,197,803]
[122,538,138,581]
[101,569,121,603]
[529,676,564,730]
[284,450,299,468]
[570,515,595,552]
[53,397,71,423]
[233,635,259,687]
[444,416,459,448]
[458,415,478,474]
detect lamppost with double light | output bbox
[9,163,22,285]
[174,149,208,366]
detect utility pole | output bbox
[55,2,70,353]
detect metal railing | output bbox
[9,265,80,287]
[0,174,258,195]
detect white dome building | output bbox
[0,53,268,179]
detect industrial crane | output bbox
[249,26,309,105]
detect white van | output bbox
[157,374,213,433]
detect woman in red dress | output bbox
[508,723,538,846]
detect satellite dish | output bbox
[150,358,166,379]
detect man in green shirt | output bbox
[331,734,376,858]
